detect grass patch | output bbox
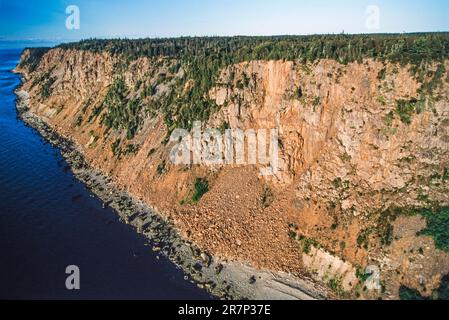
[383,111,394,127]
[185,178,209,204]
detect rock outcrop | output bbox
[15,45,449,299]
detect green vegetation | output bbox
[357,209,397,249]
[31,67,57,99]
[377,211,395,246]
[419,64,446,94]
[181,178,210,204]
[191,178,209,203]
[147,148,156,157]
[123,144,140,155]
[417,207,449,252]
[54,33,449,138]
[134,79,142,91]
[111,138,122,157]
[260,186,274,208]
[356,267,371,283]
[443,168,449,181]
[383,111,394,127]
[438,275,449,300]
[395,98,425,125]
[59,33,449,70]
[75,115,83,127]
[110,138,140,157]
[378,95,386,105]
[380,206,449,252]
[328,277,345,296]
[332,177,350,190]
[100,79,142,140]
[181,177,210,204]
[40,76,56,99]
[294,86,303,99]
[156,160,166,175]
[301,236,321,255]
[219,121,230,134]
[357,227,374,249]
[377,67,387,80]
[400,275,449,300]
[19,47,50,72]
[287,225,321,254]
[399,286,427,300]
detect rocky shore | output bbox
[14,88,328,300]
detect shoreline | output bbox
[14,84,328,300]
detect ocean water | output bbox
[0,48,211,300]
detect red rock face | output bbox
[16,47,449,299]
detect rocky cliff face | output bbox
[16,46,449,299]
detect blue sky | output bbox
[0,0,448,41]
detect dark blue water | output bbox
[0,48,211,300]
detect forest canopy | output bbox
[58,33,449,67]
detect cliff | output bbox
[15,35,449,299]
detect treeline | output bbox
[59,33,449,67]
[18,47,50,73]
[55,34,449,142]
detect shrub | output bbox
[295,86,303,99]
[156,160,166,175]
[377,67,386,80]
[123,144,140,155]
[357,228,374,249]
[191,178,209,203]
[419,64,446,94]
[395,98,419,124]
[400,274,449,300]
[399,286,426,300]
[260,186,274,208]
[418,207,449,252]
[147,148,156,157]
[40,76,56,99]
[384,111,394,127]
[102,79,143,140]
[111,138,122,157]
[328,277,345,296]
[75,115,83,127]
